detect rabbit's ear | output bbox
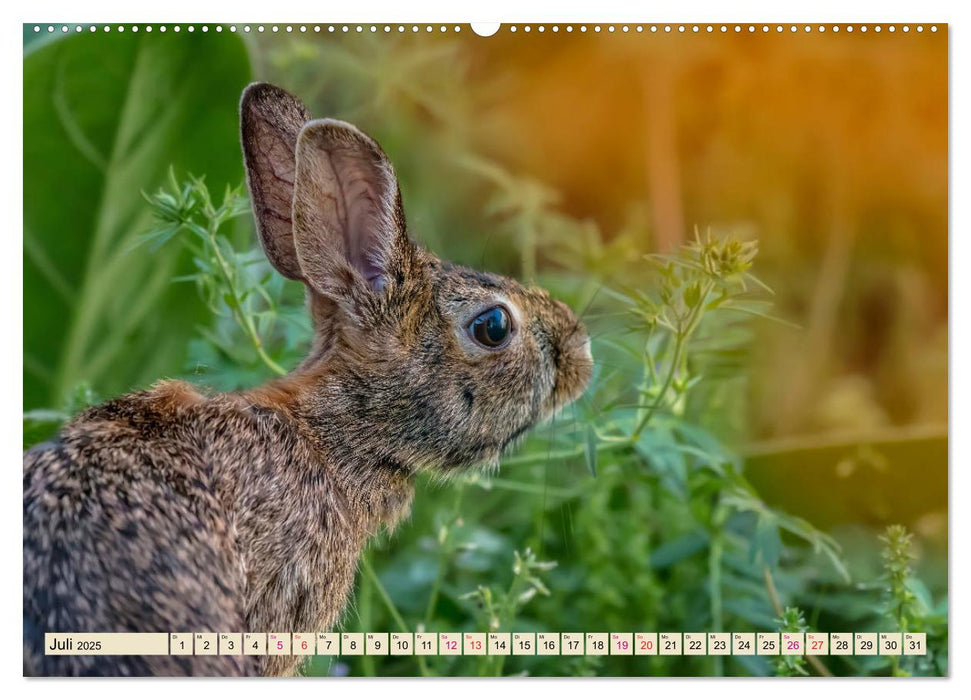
[291,119,409,299]
[240,83,312,281]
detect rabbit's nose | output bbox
[569,327,592,366]
[550,299,590,353]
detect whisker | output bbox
[578,283,605,321]
[577,311,632,320]
[478,229,498,268]
[590,360,638,372]
[538,402,561,558]
[588,328,640,340]
[574,392,595,420]
[599,400,665,411]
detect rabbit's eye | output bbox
[469,306,511,349]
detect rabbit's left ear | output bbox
[291,119,410,300]
[240,82,311,281]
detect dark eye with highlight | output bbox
[468,306,512,348]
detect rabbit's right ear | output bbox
[240,82,312,281]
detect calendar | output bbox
[21,14,949,680]
[44,632,928,657]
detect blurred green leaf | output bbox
[649,530,710,569]
[754,515,783,569]
[24,30,251,409]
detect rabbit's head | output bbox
[241,83,592,471]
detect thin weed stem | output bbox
[361,555,431,677]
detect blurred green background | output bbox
[23,25,947,676]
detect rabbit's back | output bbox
[23,386,254,676]
[22,379,414,676]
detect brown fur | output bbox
[23,83,592,676]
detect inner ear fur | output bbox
[291,119,410,298]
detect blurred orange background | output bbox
[457,29,948,441]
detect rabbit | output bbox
[23,82,593,677]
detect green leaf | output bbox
[24,31,252,409]
[753,515,783,568]
[907,576,934,614]
[648,530,710,569]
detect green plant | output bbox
[877,524,947,677]
[882,525,917,677]
[142,171,310,382]
[460,548,556,676]
[775,607,809,677]
[881,526,918,636]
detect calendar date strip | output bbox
[45,631,926,657]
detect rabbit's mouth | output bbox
[456,416,540,470]
[546,330,594,415]
[501,420,536,452]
